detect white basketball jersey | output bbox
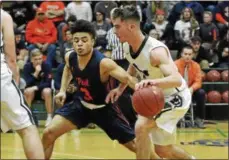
[1,9,12,76]
[124,36,187,96]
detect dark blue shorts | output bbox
[55,99,135,144]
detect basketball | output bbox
[222,91,228,103]
[132,86,164,117]
[221,70,228,82]
[201,71,206,82]
[207,91,222,103]
[206,70,221,82]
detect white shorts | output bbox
[150,88,191,145]
[1,72,34,133]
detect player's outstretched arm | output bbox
[60,52,73,93]
[2,10,19,84]
[101,58,136,89]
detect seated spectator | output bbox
[190,36,214,69]
[175,46,206,128]
[8,1,34,32]
[63,29,73,53]
[23,49,53,127]
[39,1,65,27]
[15,29,29,70]
[60,15,77,58]
[145,1,168,24]
[215,2,229,38]
[149,29,160,40]
[54,63,77,104]
[65,1,92,22]
[199,11,219,51]
[152,9,173,47]
[94,1,118,24]
[26,8,57,68]
[168,1,204,26]
[216,30,229,68]
[174,7,199,50]
[93,10,111,53]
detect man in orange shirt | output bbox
[175,46,206,128]
[26,8,57,68]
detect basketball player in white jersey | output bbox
[106,6,195,159]
[0,7,44,159]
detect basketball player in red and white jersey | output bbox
[0,6,44,159]
[106,6,196,159]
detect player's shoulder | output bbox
[1,9,12,20]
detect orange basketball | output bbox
[132,86,164,117]
[206,70,221,82]
[221,70,228,82]
[207,91,222,103]
[222,91,228,103]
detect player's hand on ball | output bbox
[135,80,157,90]
[55,91,66,107]
[105,88,122,104]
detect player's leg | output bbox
[17,125,45,159]
[42,115,76,159]
[41,88,53,126]
[155,144,195,159]
[92,104,136,152]
[1,79,44,159]
[135,115,161,159]
[42,100,89,159]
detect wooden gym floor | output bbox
[1,121,228,159]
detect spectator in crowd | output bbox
[8,1,35,32]
[145,1,168,24]
[215,1,229,38]
[199,11,219,51]
[63,29,73,53]
[174,7,199,50]
[216,29,229,68]
[60,15,77,58]
[65,0,92,22]
[23,49,53,127]
[151,9,174,47]
[15,29,29,70]
[190,36,214,69]
[26,8,57,68]
[168,0,204,26]
[94,1,118,24]
[93,10,111,53]
[175,46,206,128]
[39,1,65,27]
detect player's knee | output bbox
[135,120,151,135]
[155,145,173,158]
[43,127,56,142]
[42,88,52,97]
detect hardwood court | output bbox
[1,121,228,159]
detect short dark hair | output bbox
[190,36,202,43]
[181,45,193,53]
[111,5,140,22]
[70,20,96,39]
[67,15,77,23]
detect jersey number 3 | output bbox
[80,87,93,101]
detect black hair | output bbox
[111,5,140,22]
[181,45,194,53]
[190,36,202,43]
[70,20,96,39]
[67,15,77,23]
